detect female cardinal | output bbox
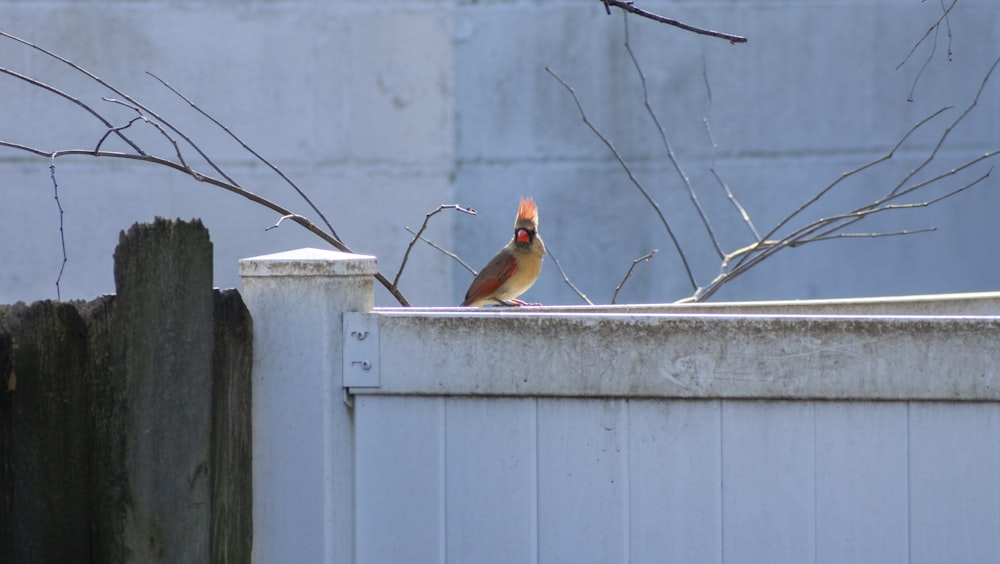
[461,197,546,307]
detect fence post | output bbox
[239,248,376,564]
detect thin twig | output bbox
[713,169,759,241]
[694,55,1000,302]
[612,249,657,304]
[798,228,937,245]
[624,16,724,259]
[94,115,143,154]
[601,0,747,44]
[785,170,987,249]
[545,66,698,291]
[701,57,760,241]
[547,248,594,306]
[265,214,307,231]
[887,55,1000,198]
[49,157,67,300]
[734,105,954,273]
[896,0,957,102]
[786,160,990,248]
[0,65,146,155]
[0,32,414,305]
[146,71,344,244]
[393,204,477,292]
[102,97,191,169]
[0,31,239,187]
[404,226,478,275]
[696,163,995,302]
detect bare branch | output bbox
[712,169,759,242]
[264,214,307,231]
[799,228,937,245]
[393,204,477,292]
[696,161,995,302]
[547,248,595,306]
[691,55,1000,302]
[887,55,1000,198]
[896,0,957,102]
[0,141,413,306]
[799,159,990,245]
[701,58,760,241]
[545,66,698,291]
[601,0,748,44]
[734,105,954,274]
[146,71,345,244]
[404,226,478,275]
[0,31,239,187]
[623,16,724,259]
[0,64,145,155]
[102,97,191,169]
[0,33,416,305]
[612,249,657,304]
[93,115,143,154]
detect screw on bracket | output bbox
[351,360,372,371]
[351,330,369,340]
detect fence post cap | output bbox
[239,247,378,277]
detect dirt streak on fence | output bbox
[0,218,252,564]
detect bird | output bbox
[461,197,546,307]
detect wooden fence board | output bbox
[113,218,214,563]
[85,294,128,564]
[0,301,90,564]
[211,289,253,564]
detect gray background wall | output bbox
[2,1,998,306]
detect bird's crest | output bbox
[516,197,538,226]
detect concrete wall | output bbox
[2,1,999,306]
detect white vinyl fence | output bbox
[240,248,1000,564]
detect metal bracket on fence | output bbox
[343,312,379,389]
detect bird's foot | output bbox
[492,298,542,307]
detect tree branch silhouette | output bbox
[394,204,477,294]
[552,43,999,304]
[612,250,657,305]
[896,0,957,102]
[545,66,699,292]
[0,31,415,305]
[600,0,748,44]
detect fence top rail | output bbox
[354,307,1000,402]
[382,290,1000,316]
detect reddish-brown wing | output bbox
[461,251,519,306]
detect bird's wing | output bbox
[462,252,519,306]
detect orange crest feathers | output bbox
[516,197,538,226]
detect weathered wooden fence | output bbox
[0,218,252,564]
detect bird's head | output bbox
[514,197,539,246]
